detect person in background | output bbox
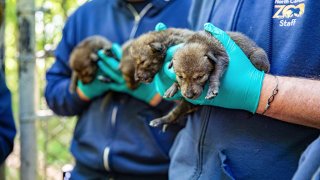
[45,0,191,179]
[154,0,320,179]
[0,70,16,164]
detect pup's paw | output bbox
[162,124,169,132]
[149,119,169,132]
[90,52,99,62]
[249,48,270,73]
[149,118,165,127]
[205,89,218,99]
[164,85,178,98]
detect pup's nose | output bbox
[135,72,149,82]
[185,91,195,99]
[134,73,140,81]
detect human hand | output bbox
[107,79,160,105]
[153,44,183,100]
[158,23,265,113]
[76,44,124,100]
[78,44,159,104]
[77,43,124,100]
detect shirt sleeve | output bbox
[44,12,90,116]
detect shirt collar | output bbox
[113,0,173,13]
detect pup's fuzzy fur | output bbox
[69,36,113,92]
[119,40,139,90]
[150,31,270,127]
[164,31,270,100]
[129,28,198,129]
[130,28,194,83]
[69,36,138,93]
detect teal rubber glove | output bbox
[77,69,122,99]
[98,47,159,103]
[106,80,159,104]
[153,22,183,100]
[154,44,183,100]
[77,44,124,100]
[156,23,265,113]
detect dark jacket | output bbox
[169,0,320,179]
[292,135,320,180]
[0,71,16,164]
[44,0,191,177]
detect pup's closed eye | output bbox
[177,75,184,79]
[193,74,204,80]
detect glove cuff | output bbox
[244,71,265,113]
[77,80,101,100]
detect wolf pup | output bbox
[119,40,139,90]
[163,31,270,101]
[69,36,113,92]
[130,28,194,83]
[130,28,199,130]
[69,36,139,93]
[149,31,270,127]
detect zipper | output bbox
[191,107,211,180]
[103,103,118,171]
[111,105,118,128]
[103,1,153,173]
[126,3,153,39]
[103,147,111,171]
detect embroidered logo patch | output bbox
[273,0,305,27]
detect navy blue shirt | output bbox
[170,0,320,179]
[45,0,191,177]
[0,71,16,164]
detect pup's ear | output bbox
[129,46,134,56]
[102,43,112,52]
[149,42,164,53]
[206,51,218,65]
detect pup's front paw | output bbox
[149,120,169,132]
[164,84,178,98]
[149,118,165,127]
[90,52,99,62]
[205,88,218,99]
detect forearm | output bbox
[257,74,320,129]
[45,77,89,116]
[45,54,92,116]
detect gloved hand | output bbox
[154,44,183,100]
[104,79,159,105]
[153,22,181,99]
[78,44,159,104]
[77,43,124,100]
[155,23,265,113]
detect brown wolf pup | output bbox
[149,31,270,128]
[130,28,194,83]
[69,36,113,92]
[119,40,139,90]
[164,31,270,100]
[69,36,138,93]
[129,28,198,130]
